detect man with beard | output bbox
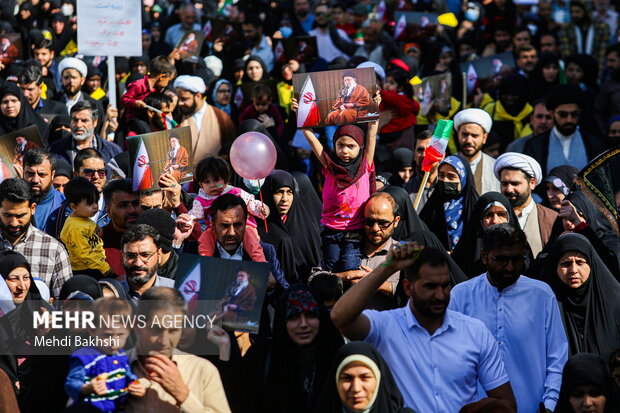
[220,270,257,323]
[291,0,315,35]
[449,224,568,413]
[54,57,104,128]
[337,193,401,310]
[163,3,201,50]
[120,224,173,301]
[45,148,110,239]
[127,92,173,136]
[595,44,620,132]
[494,152,557,257]
[404,130,440,209]
[101,179,142,277]
[23,148,65,229]
[175,75,236,163]
[558,0,610,71]
[506,100,554,153]
[524,84,603,174]
[454,108,500,195]
[163,133,189,182]
[482,75,533,151]
[0,178,71,298]
[49,100,122,171]
[515,45,538,78]
[308,3,356,68]
[331,245,517,412]
[241,16,274,72]
[325,70,371,125]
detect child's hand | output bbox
[128,380,146,398]
[134,100,147,109]
[291,98,298,113]
[260,204,269,218]
[258,114,275,128]
[91,374,108,395]
[373,89,382,107]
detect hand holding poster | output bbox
[128,126,193,192]
[293,68,379,128]
[175,30,205,63]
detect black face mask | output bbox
[435,180,460,199]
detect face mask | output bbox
[279,26,293,38]
[465,8,479,22]
[61,4,74,16]
[435,180,460,199]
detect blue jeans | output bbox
[321,228,363,272]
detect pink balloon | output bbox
[230,132,277,180]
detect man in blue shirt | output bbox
[450,223,568,413]
[331,244,517,412]
[164,3,202,49]
[241,16,275,73]
[23,148,65,229]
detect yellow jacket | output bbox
[60,216,110,274]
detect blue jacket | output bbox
[34,187,65,230]
[49,135,122,176]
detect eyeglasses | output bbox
[81,168,106,179]
[217,89,231,94]
[556,110,581,119]
[490,254,525,265]
[363,217,396,229]
[122,251,157,263]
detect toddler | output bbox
[239,83,285,138]
[191,157,268,261]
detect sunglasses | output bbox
[556,110,581,119]
[81,168,106,179]
[363,217,396,229]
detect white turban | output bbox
[204,55,223,78]
[453,108,493,133]
[174,75,206,94]
[58,57,87,78]
[357,61,386,81]
[494,152,543,183]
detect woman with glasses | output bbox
[207,79,239,125]
[419,154,479,251]
[540,233,620,360]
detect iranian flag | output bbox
[274,40,286,64]
[466,64,478,95]
[297,76,321,128]
[162,112,177,130]
[133,138,153,192]
[179,263,201,314]
[421,119,453,172]
[394,14,407,40]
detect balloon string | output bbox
[259,181,268,233]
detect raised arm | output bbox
[331,242,420,341]
[365,90,381,165]
[292,98,327,168]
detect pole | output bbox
[258,180,268,233]
[107,56,116,108]
[413,171,430,211]
[462,72,467,108]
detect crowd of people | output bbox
[0,0,618,412]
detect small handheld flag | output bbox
[421,119,452,172]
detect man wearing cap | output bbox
[325,70,371,125]
[55,57,105,131]
[454,108,500,195]
[524,84,603,174]
[494,152,558,257]
[175,75,236,163]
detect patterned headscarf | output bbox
[439,155,467,249]
[285,287,319,319]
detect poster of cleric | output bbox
[175,255,270,334]
[127,126,193,192]
[293,67,379,128]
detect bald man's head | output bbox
[364,193,400,246]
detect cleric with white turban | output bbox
[174,75,206,94]
[494,152,543,183]
[58,57,88,78]
[453,108,492,133]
